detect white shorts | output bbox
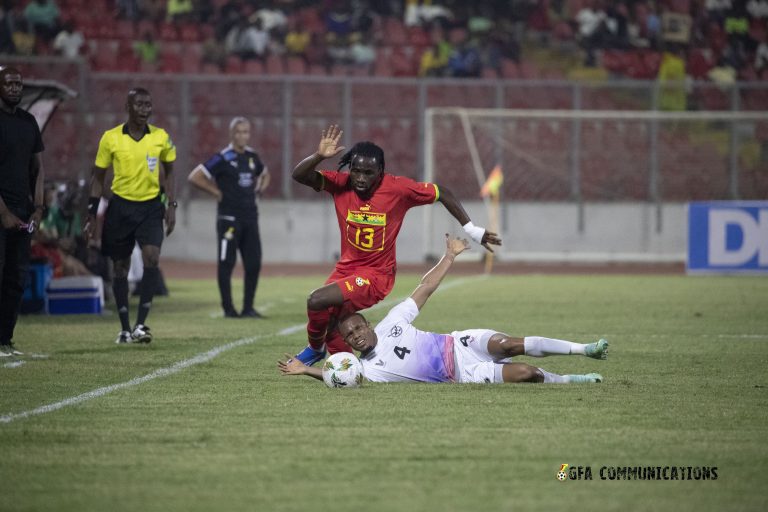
[450,329,504,384]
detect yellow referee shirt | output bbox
[94,123,176,202]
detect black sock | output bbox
[136,267,159,326]
[113,277,131,331]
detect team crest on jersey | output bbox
[355,277,370,287]
[249,157,255,170]
[390,325,402,337]
[146,154,158,172]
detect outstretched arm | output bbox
[410,234,469,310]
[436,184,502,253]
[278,354,323,381]
[292,124,346,190]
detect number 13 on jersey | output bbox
[346,209,387,252]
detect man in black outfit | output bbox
[0,66,45,357]
[188,116,269,318]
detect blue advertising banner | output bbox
[688,202,768,274]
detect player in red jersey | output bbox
[292,125,501,365]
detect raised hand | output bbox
[445,233,470,258]
[481,231,502,253]
[317,125,346,159]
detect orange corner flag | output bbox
[480,165,504,198]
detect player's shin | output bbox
[523,336,587,357]
[136,266,159,325]
[307,308,332,350]
[536,368,569,383]
[113,276,131,332]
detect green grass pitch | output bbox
[1,273,767,512]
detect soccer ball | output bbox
[322,352,364,389]
[556,471,568,481]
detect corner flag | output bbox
[480,165,503,198]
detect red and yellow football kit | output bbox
[309,170,439,353]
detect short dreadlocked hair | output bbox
[337,141,385,172]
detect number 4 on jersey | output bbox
[393,345,411,359]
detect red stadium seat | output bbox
[225,56,244,74]
[243,59,264,74]
[159,22,179,41]
[286,56,307,75]
[179,23,202,42]
[265,55,284,74]
[501,59,520,79]
[114,20,135,41]
[160,53,182,73]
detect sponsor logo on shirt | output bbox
[238,173,254,188]
[345,281,353,292]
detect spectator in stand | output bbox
[351,0,376,35]
[166,0,194,22]
[238,17,270,61]
[284,18,310,62]
[134,31,160,67]
[467,5,493,37]
[603,3,629,49]
[0,4,16,55]
[325,2,354,37]
[254,1,287,33]
[447,36,481,77]
[706,0,732,23]
[405,0,452,27]
[575,0,606,66]
[326,33,352,66]
[36,184,93,278]
[24,0,59,42]
[11,19,35,56]
[754,37,768,78]
[747,0,768,18]
[116,0,140,21]
[52,21,84,59]
[202,30,227,70]
[646,3,662,50]
[349,32,375,69]
[657,46,687,111]
[419,40,450,76]
[138,0,165,22]
[419,25,452,76]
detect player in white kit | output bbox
[279,235,608,384]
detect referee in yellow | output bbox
[84,87,177,344]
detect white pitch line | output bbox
[3,361,26,369]
[0,275,485,425]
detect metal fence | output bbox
[7,56,768,202]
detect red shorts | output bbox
[326,267,395,316]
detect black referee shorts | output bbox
[102,194,164,259]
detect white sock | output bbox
[538,368,568,383]
[524,336,586,357]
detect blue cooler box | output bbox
[46,276,104,315]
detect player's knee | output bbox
[307,291,324,310]
[494,335,524,358]
[502,363,542,383]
